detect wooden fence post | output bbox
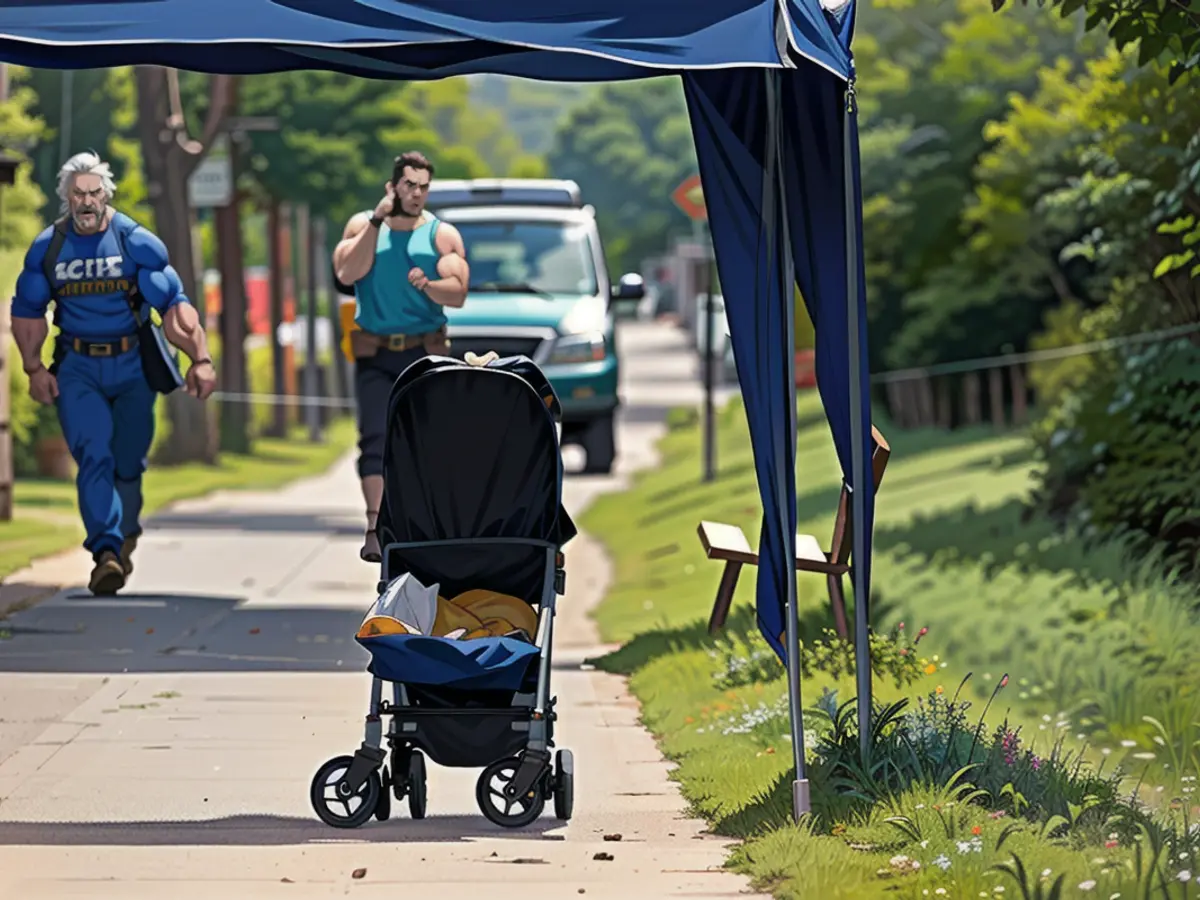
[1009,364,1028,426]
[963,371,982,426]
[989,367,1006,430]
[936,377,952,429]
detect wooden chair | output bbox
[697,425,890,640]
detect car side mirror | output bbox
[610,273,645,305]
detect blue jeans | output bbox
[54,348,156,559]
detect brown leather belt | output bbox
[352,326,449,358]
[68,334,139,357]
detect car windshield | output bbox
[452,220,598,296]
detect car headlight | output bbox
[549,332,607,364]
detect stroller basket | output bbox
[311,354,578,831]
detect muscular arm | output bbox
[333,213,378,285]
[10,230,55,373]
[422,222,469,309]
[126,226,210,363]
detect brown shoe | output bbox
[120,535,138,576]
[89,551,126,596]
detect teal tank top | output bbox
[353,212,448,335]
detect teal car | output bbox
[428,180,644,474]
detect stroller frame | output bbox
[310,354,576,830]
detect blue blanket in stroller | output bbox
[357,633,540,692]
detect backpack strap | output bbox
[41,218,70,327]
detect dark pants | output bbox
[54,347,156,558]
[354,346,428,478]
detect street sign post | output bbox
[672,174,716,483]
[187,134,233,208]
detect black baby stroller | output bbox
[310,353,578,829]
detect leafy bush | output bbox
[1031,336,1200,571]
[709,621,930,692]
[805,679,1129,836]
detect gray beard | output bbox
[72,205,107,231]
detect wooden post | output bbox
[216,111,251,454]
[963,371,982,426]
[267,198,288,437]
[0,298,12,522]
[935,377,952,430]
[0,148,18,522]
[282,204,298,426]
[1010,363,1028,425]
[885,380,907,428]
[988,367,1006,430]
[917,375,936,427]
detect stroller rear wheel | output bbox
[476,757,545,828]
[552,749,574,821]
[310,755,382,829]
[407,750,428,819]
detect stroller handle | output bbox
[382,537,558,552]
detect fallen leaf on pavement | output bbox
[508,858,547,865]
[603,833,622,842]
[351,868,367,879]
[249,628,260,634]
[593,852,614,861]
[145,628,154,634]
[281,877,293,883]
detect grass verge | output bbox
[581,392,1200,899]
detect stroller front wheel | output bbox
[310,755,382,829]
[476,757,545,828]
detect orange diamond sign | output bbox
[671,174,707,221]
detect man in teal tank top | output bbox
[332,151,469,562]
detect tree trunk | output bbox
[216,81,251,455]
[134,66,233,465]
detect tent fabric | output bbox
[0,0,874,676]
[0,1,848,80]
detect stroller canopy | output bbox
[378,356,575,605]
[0,0,875,676]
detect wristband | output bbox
[368,214,385,229]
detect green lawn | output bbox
[581,392,1200,899]
[0,416,356,580]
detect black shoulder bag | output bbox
[43,216,185,395]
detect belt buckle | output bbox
[89,343,113,358]
[387,334,407,351]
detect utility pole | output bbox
[298,203,322,442]
[0,149,16,522]
[701,224,717,483]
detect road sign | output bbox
[225,116,280,132]
[188,134,233,208]
[671,174,707,221]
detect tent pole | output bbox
[765,68,809,822]
[843,67,872,761]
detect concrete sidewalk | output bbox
[0,321,761,899]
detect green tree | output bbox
[547,78,698,276]
[0,69,49,250]
[991,0,1200,78]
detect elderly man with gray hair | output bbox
[8,150,218,595]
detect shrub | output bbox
[709,621,930,692]
[1031,336,1200,572]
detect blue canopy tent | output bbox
[0,0,876,819]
